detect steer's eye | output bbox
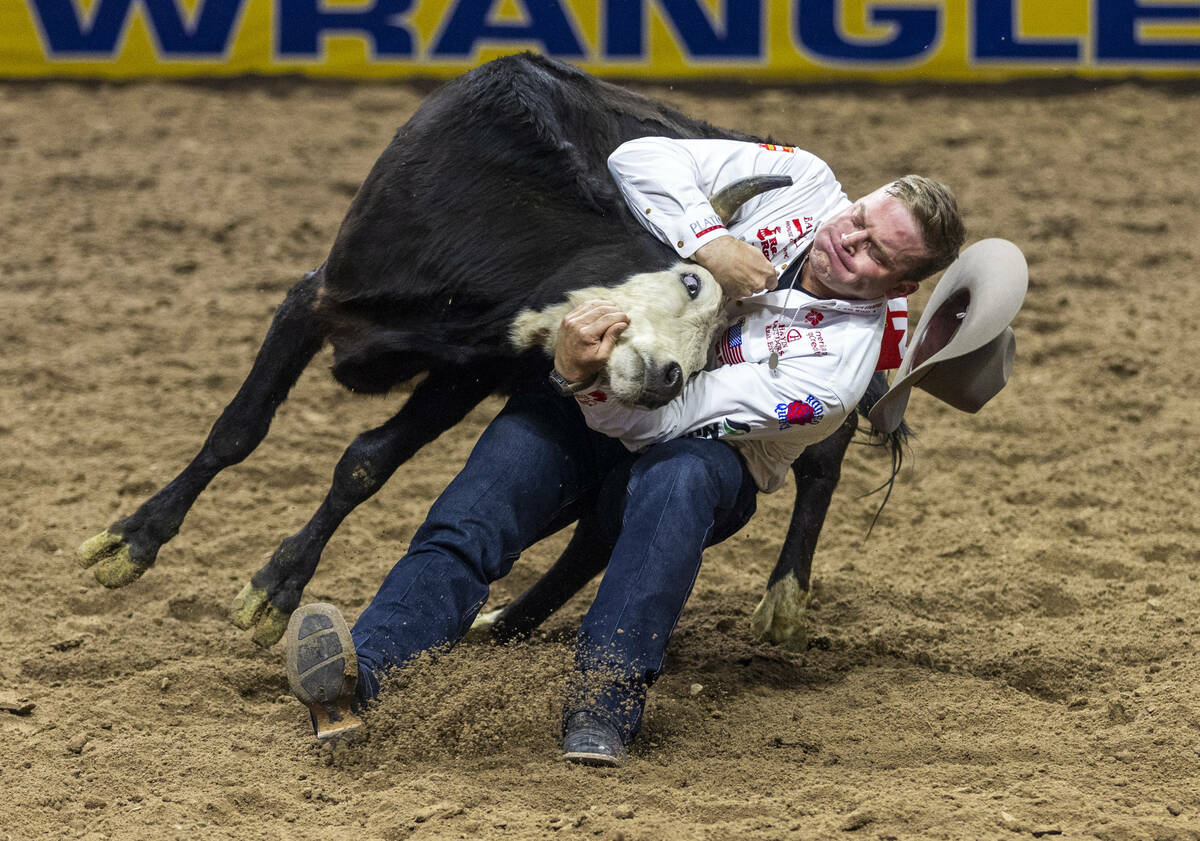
[680,272,701,299]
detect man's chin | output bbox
[807,265,843,299]
[804,257,832,295]
[814,274,874,301]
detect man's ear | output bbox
[886,279,920,298]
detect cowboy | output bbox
[284,137,972,765]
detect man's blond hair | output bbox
[886,175,966,283]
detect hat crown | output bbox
[908,287,970,370]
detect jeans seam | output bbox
[354,553,440,653]
[356,450,597,657]
[602,464,714,662]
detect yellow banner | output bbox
[2,0,1198,80]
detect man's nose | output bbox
[841,229,868,251]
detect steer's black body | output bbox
[322,53,755,395]
[80,53,901,647]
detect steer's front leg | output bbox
[78,271,327,587]
[751,413,858,648]
[230,367,500,646]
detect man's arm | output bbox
[607,137,841,298]
[555,302,853,451]
[691,237,778,300]
[578,356,848,452]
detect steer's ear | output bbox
[510,306,561,351]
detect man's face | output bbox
[803,186,929,301]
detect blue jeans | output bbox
[351,389,758,743]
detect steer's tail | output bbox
[854,371,912,538]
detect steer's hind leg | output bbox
[78,270,327,587]
[470,509,614,643]
[231,367,500,646]
[751,412,858,648]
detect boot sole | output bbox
[285,603,362,741]
[562,749,623,767]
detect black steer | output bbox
[78,52,904,648]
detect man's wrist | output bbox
[552,350,600,386]
[548,367,598,397]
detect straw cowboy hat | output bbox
[868,238,1028,434]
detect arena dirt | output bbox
[1,77,1198,840]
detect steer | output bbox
[509,264,727,404]
[78,52,903,648]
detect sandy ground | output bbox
[2,74,1199,841]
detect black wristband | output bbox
[548,368,597,397]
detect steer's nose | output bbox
[638,361,685,409]
[661,362,682,394]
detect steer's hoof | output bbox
[230,582,291,648]
[750,575,811,650]
[462,606,506,643]
[286,603,362,742]
[77,530,150,588]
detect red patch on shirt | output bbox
[876,299,908,371]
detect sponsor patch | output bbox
[807,329,827,356]
[575,390,608,406]
[686,417,752,441]
[838,301,886,315]
[765,320,787,356]
[804,309,824,327]
[765,319,826,360]
[758,144,795,153]
[775,394,825,430]
[686,422,722,441]
[786,216,815,239]
[721,418,752,436]
[876,298,908,371]
[690,214,725,238]
[756,224,782,259]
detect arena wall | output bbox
[2,0,1198,80]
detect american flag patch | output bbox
[719,318,746,365]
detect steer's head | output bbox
[510,263,727,408]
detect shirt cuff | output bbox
[671,202,728,258]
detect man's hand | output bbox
[693,236,778,299]
[554,300,630,384]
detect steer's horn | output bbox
[710,174,794,225]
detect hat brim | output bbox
[867,238,1028,433]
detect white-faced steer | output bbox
[510,264,726,407]
[78,53,903,649]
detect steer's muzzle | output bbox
[637,361,684,409]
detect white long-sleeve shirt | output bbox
[575,138,892,493]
